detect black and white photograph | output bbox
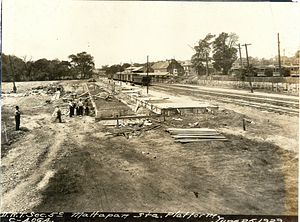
[1,0,299,220]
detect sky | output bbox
[2,0,300,68]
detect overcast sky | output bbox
[2,0,300,68]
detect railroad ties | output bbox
[166,128,228,143]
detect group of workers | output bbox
[68,98,90,117]
[14,98,91,130]
[53,98,90,123]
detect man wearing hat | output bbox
[15,106,21,130]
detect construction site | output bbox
[1,79,298,215]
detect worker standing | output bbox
[78,98,84,116]
[84,99,89,116]
[74,101,79,116]
[69,100,74,117]
[15,106,21,130]
[54,106,62,123]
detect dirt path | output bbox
[1,81,298,215]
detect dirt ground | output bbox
[1,80,298,215]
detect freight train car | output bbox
[286,65,299,77]
[132,74,151,86]
[107,72,151,86]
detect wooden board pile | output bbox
[166,128,227,143]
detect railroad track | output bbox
[151,83,299,116]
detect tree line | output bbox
[191,32,299,77]
[191,32,239,76]
[1,52,95,82]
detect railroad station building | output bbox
[152,59,185,76]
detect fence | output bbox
[186,76,299,95]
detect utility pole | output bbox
[238,44,243,76]
[242,43,253,93]
[119,62,122,86]
[9,55,17,93]
[277,33,281,76]
[147,55,149,94]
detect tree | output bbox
[122,63,131,70]
[212,32,238,75]
[33,58,51,80]
[260,58,271,66]
[68,52,95,79]
[22,56,35,81]
[106,64,122,74]
[58,61,71,79]
[1,53,25,84]
[191,33,215,75]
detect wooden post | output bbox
[116,115,119,128]
[243,118,246,131]
[4,122,8,143]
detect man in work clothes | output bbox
[78,98,84,116]
[15,106,21,130]
[84,99,89,116]
[55,106,62,123]
[69,100,75,117]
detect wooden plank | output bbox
[167,128,216,131]
[169,131,218,135]
[122,90,140,93]
[176,133,220,136]
[176,139,228,143]
[172,135,225,139]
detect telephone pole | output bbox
[238,44,243,76]
[119,62,122,86]
[147,55,149,94]
[277,33,281,75]
[242,43,253,93]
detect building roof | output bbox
[152,61,170,70]
[132,67,144,72]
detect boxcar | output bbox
[132,75,151,86]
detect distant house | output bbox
[180,60,195,75]
[152,59,184,76]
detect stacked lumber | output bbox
[166,128,227,143]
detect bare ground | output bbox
[1,80,298,215]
